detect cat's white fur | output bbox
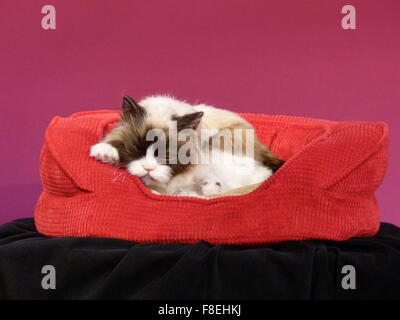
[140,95,195,123]
[164,150,272,197]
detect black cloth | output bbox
[0,218,399,300]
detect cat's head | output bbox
[113,95,203,191]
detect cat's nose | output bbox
[143,165,156,172]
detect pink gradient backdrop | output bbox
[0,0,399,225]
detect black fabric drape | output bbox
[0,218,399,299]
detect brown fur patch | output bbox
[209,122,285,172]
[172,112,204,131]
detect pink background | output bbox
[0,0,399,226]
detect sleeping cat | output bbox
[90,95,284,197]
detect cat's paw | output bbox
[90,143,119,164]
[201,181,223,196]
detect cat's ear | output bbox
[175,112,204,131]
[122,95,145,118]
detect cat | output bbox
[90,95,284,197]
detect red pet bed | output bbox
[34,110,388,244]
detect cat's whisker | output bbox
[111,169,129,182]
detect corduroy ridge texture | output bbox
[34,110,389,245]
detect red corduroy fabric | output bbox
[34,110,389,244]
